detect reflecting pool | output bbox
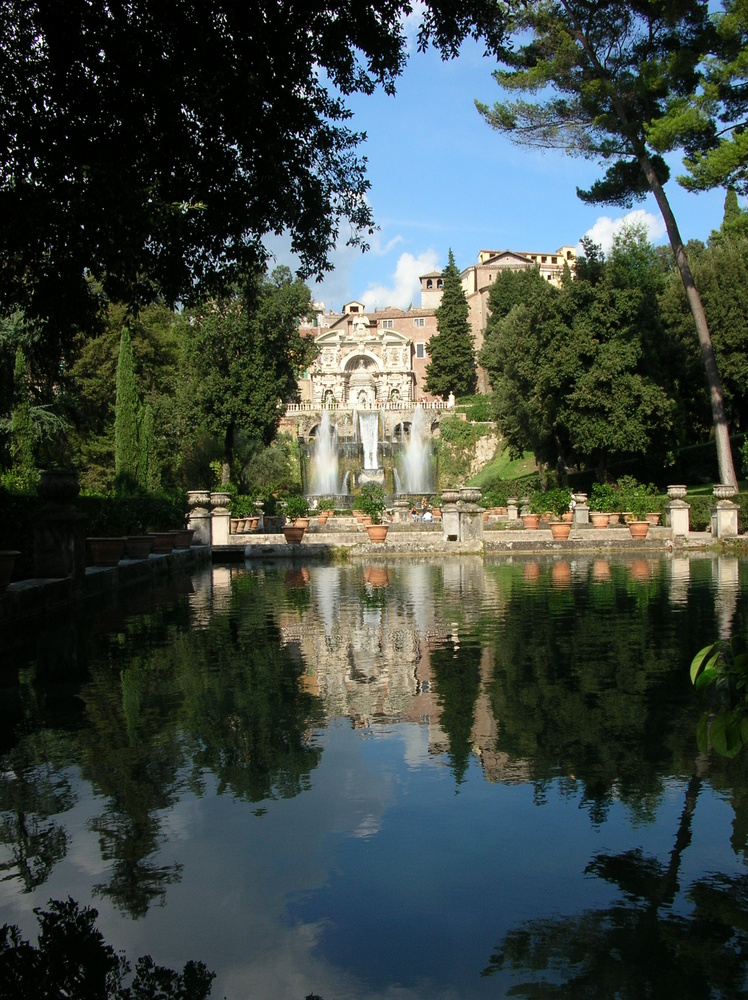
[1,555,747,998]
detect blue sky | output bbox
[269,32,728,314]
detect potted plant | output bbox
[627,493,651,538]
[357,484,388,542]
[283,494,310,527]
[521,491,545,529]
[541,487,573,539]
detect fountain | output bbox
[398,404,433,494]
[309,411,341,495]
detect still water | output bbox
[1,554,747,998]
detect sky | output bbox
[267,28,729,315]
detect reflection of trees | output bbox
[430,635,482,785]
[0,666,78,893]
[80,650,187,918]
[0,898,214,999]
[484,564,716,818]
[178,574,324,802]
[0,744,74,892]
[76,574,324,916]
[482,778,748,998]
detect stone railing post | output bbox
[711,484,739,539]
[33,470,87,581]
[210,492,231,546]
[186,490,212,546]
[666,485,690,536]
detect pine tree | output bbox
[425,249,476,398]
[10,345,36,490]
[114,328,140,492]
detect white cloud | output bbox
[580,209,667,256]
[360,249,441,311]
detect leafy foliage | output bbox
[355,482,387,524]
[691,635,748,757]
[0,898,214,999]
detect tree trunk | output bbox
[638,154,737,488]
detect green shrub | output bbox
[590,482,618,512]
[282,494,310,522]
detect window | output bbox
[552,257,557,264]
[413,318,424,327]
[416,343,425,359]
[382,319,393,329]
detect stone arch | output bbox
[340,351,382,373]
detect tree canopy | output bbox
[476,0,739,487]
[0,0,510,349]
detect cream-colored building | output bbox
[297,245,576,402]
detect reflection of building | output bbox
[298,245,576,402]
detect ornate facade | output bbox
[297,244,576,403]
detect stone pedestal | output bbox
[573,502,589,526]
[210,491,231,546]
[32,470,87,581]
[441,503,484,543]
[666,499,690,536]
[187,508,211,546]
[392,499,411,525]
[711,501,739,539]
[33,509,88,581]
[506,498,519,521]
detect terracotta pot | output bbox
[645,512,661,526]
[608,512,622,525]
[124,535,154,559]
[282,525,306,544]
[365,524,388,543]
[551,561,572,587]
[88,537,126,566]
[294,517,310,529]
[318,513,329,525]
[0,550,20,592]
[521,514,541,529]
[524,562,541,582]
[628,559,651,581]
[561,511,574,522]
[590,512,610,528]
[364,566,389,587]
[628,520,650,539]
[550,521,572,540]
[150,532,176,553]
[592,559,611,581]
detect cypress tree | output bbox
[425,249,477,398]
[137,402,160,492]
[10,345,36,489]
[115,328,140,492]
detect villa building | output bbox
[297,244,576,403]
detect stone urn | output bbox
[667,485,688,501]
[282,525,306,544]
[187,490,211,508]
[441,489,460,504]
[38,469,80,505]
[459,487,482,504]
[210,491,231,511]
[714,483,738,501]
[87,537,126,566]
[365,524,388,543]
[0,551,20,592]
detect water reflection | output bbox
[0,556,746,998]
